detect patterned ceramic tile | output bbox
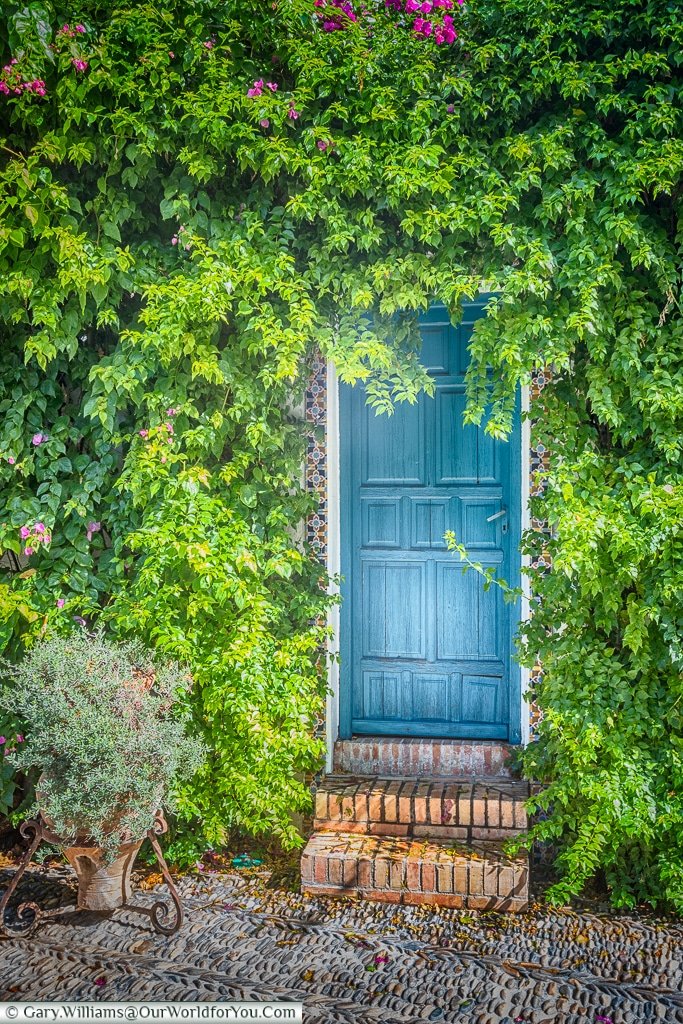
[305,354,328,562]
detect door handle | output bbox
[486,508,507,522]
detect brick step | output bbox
[315,775,528,841]
[301,831,529,911]
[333,739,519,779]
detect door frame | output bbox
[323,338,532,770]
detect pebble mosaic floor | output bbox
[0,867,682,1023]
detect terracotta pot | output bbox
[63,837,144,912]
[35,774,159,912]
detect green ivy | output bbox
[0,0,681,904]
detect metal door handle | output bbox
[486,508,507,522]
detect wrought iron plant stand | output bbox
[0,809,183,936]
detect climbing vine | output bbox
[0,0,682,905]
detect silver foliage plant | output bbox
[0,630,204,857]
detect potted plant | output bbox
[0,630,204,914]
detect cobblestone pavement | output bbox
[1,866,682,1023]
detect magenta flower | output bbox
[71,58,89,72]
[260,118,270,128]
[166,407,178,416]
[7,456,15,465]
[171,235,178,245]
[75,24,86,33]
[16,735,23,743]
[595,1017,613,1024]
[34,522,45,534]
[86,521,101,541]
[56,598,65,609]
[266,82,278,91]
[0,738,5,745]
[24,547,33,556]
[94,977,106,987]
[421,0,433,11]
[20,526,30,539]
[317,139,329,151]
[203,40,214,49]
[139,429,148,438]
[287,108,300,120]
[32,432,47,446]
[446,103,455,113]
[374,952,389,964]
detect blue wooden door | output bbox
[339,300,521,741]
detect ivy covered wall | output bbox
[0,0,682,908]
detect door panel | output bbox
[340,299,521,741]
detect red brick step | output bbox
[301,831,529,911]
[315,775,528,841]
[333,738,518,779]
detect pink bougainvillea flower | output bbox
[56,598,65,609]
[266,81,278,91]
[7,456,15,465]
[287,108,300,119]
[86,521,101,541]
[0,738,5,745]
[166,407,178,416]
[34,522,46,533]
[446,103,455,113]
[203,40,214,49]
[71,58,89,72]
[421,1,433,12]
[20,526,30,539]
[32,432,47,445]
[139,429,148,438]
[24,547,33,556]
[260,118,270,128]
[75,24,86,33]
[317,139,329,151]
[169,51,175,58]
[16,735,23,743]
[171,235,178,245]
